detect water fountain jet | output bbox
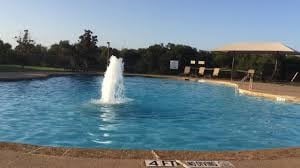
[98,55,126,104]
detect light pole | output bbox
[107,42,110,66]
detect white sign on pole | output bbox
[170,60,179,70]
[190,60,196,64]
[198,61,205,65]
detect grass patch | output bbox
[0,64,66,72]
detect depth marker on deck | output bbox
[145,160,179,167]
[184,160,235,168]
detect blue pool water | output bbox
[0,75,300,151]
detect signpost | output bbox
[107,42,110,66]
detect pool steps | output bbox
[197,79,299,104]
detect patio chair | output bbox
[198,67,205,76]
[248,69,255,76]
[212,68,220,77]
[241,69,255,82]
[183,66,191,76]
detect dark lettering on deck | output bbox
[145,160,178,167]
[185,161,220,167]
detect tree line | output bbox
[0,29,300,81]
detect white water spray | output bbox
[98,55,126,104]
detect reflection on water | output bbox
[91,105,119,145]
[99,106,116,123]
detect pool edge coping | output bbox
[1,142,300,161]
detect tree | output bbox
[0,30,299,82]
[0,39,13,64]
[31,44,47,66]
[75,30,98,71]
[48,40,74,68]
[166,44,200,73]
[14,30,35,67]
[121,49,141,73]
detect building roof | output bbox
[212,42,297,53]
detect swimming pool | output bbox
[0,75,300,151]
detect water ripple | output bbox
[0,76,300,151]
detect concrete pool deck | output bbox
[1,142,300,167]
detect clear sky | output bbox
[0,0,299,50]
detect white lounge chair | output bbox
[198,67,205,76]
[183,66,191,76]
[212,68,220,77]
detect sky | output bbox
[0,0,300,50]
